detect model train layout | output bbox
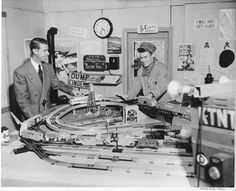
[17,96,185,147]
[11,81,235,187]
[15,83,191,148]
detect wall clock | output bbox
[93,17,113,39]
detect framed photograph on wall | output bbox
[24,39,32,59]
[107,36,122,54]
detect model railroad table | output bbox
[1,132,210,187]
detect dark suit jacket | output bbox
[13,59,73,119]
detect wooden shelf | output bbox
[85,74,122,86]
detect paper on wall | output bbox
[69,26,87,38]
[79,41,102,55]
[199,48,214,66]
[219,9,236,40]
[194,19,217,29]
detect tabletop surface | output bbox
[1,131,212,188]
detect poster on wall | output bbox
[177,44,194,71]
[107,36,122,54]
[219,9,236,40]
[54,38,78,84]
[24,39,32,58]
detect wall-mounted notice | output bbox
[69,26,87,38]
[137,23,158,33]
[194,19,217,29]
[179,44,191,56]
[83,55,106,72]
[199,48,215,66]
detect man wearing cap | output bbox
[127,42,171,102]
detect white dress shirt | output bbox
[31,58,43,73]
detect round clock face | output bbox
[93,17,113,39]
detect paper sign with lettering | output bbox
[68,72,89,89]
[69,26,87,38]
[194,19,217,29]
[179,44,191,56]
[83,55,106,71]
[137,24,158,33]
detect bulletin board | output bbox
[183,2,236,84]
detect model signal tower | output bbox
[86,83,98,115]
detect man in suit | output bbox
[128,42,171,102]
[14,38,80,120]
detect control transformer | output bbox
[190,95,235,187]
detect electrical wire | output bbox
[196,99,204,187]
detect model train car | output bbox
[69,94,103,105]
[137,96,191,121]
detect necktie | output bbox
[38,65,43,83]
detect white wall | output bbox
[184,2,236,84]
[1,0,236,131]
[2,6,45,85]
[2,0,46,131]
[43,0,236,91]
[171,5,185,82]
[2,0,44,12]
[45,7,170,95]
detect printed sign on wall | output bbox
[194,19,217,29]
[83,55,106,71]
[137,24,158,33]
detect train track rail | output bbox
[19,137,194,178]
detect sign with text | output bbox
[68,26,87,38]
[194,19,217,29]
[137,24,158,33]
[83,55,106,71]
[68,72,89,89]
[201,107,235,130]
[68,71,121,88]
[179,44,191,56]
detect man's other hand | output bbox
[72,89,82,96]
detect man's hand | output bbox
[143,92,154,99]
[19,122,29,136]
[72,89,82,96]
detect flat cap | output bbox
[137,42,156,54]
